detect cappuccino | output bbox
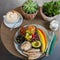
[6,10,20,23]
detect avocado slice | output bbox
[32,41,41,48]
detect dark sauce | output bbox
[16,34,27,44]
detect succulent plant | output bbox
[22,0,38,14]
[43,0,60,17]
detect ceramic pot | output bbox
[21,6,38,20]
[40,7,57,21]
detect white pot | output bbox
[40,7,58,22]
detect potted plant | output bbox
[21,0,39,20]
[40,0,60,21]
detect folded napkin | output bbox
[49,35,57,55]
[46,32,57,56]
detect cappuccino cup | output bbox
[3,10,20,24]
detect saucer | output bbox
[4,18,23,28]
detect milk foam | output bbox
[6,10,20,23]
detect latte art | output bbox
[6,10,20,23]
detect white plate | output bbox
[14,24,50,59]
[3,17,23,28]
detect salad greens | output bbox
[43,0,60,17]
[22,0,38,14]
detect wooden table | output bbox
[1,7,60,60]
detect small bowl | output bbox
[40,7,57,21]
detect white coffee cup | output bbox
[3,10,20,24]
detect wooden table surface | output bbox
[1,7,60,60]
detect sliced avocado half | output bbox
[32,41,41,48]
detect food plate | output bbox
[3,15,23,28]
[14,24,49,60]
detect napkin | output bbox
[49,34,57,55]
[46,32,57,56]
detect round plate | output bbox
[14,24,49,59]
[3,16,23,28]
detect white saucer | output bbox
[4,18,23,28]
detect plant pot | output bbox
[21,6,38,20]
[40,7,58,21]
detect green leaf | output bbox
[43,0,60,17]
[22,0,38,14]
